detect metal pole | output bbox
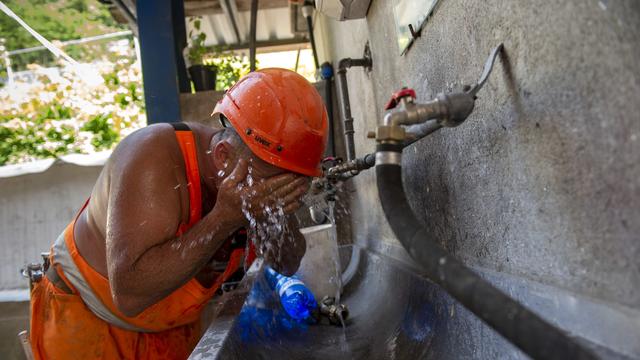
[221,0,242,44]
[301,4,319,70]
[249,0,258,72]
[7,31,133,56]
[133,36,141,66]
[0,38,13,86]
[111,0,138,36]
[171,0,190,93]
[294,48,301,72]
[136,0,183,124]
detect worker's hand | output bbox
[214,159,309,228]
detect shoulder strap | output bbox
[172,123,202,234]
[170,122,191,131]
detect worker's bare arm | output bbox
[106,133,308,317]
[104,131,228,317]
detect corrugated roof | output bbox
[102,0,309,51]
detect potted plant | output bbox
[187,17,217,92]
[208,50,252,91]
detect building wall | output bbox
[0,163,101,359]
[315,0,640,357]
[0,163,101,293]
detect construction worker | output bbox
[28,68,328,359]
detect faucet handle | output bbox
[384,87,416,110]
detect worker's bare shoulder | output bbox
[106,124,182,180]
[104,124,185,214]
[103,124,184,236]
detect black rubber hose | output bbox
[375,144,597,360]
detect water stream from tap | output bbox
[326,198,350,355]
[327,199,343,307]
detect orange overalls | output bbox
[29,124,250,359]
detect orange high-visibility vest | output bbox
[29,124,248,359]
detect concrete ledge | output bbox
[180,90,225,127]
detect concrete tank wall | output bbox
[0,163,101,293]
[315,0,640,357]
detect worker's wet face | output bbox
[244,153,287,180]
[212,130,307,184]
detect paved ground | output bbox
[0,301,29,360]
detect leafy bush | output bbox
[0,56,145,166]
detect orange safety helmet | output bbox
[212,68,328,177]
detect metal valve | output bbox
[374,44,504,145]
[384,87,416,110]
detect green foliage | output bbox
[187,16,207,65]
[185,17,253,91]
[0,116,78,165]
[82,112,119,150]
[0,0,143,165]
[0,0,123,72]
[205,52,251,91]
[0,57,146,166]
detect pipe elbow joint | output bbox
[436,92,476,127]
[337,57,372,71]
[337,58,353,72]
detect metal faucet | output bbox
[374,44,504,145]
[318,296,349,326]
[324,44,503,179]
[325,153,376,179]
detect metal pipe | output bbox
[320,62,336,157]
[335,56,371,161]
[374,143,597,360]
[294,48,301,72]
[221,0,242,44]
[326,152,375,178]
[403,120,443,146]
[301,4,319,70]
[249,0,258,72]
[111,0,138,36]
[7,30,133,56]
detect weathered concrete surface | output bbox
[180,90,225,126]
[0,163,101,291]
[316,0,640,356]
[0,301,28,360]
[0,163,100,357]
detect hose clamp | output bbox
[375,151,402,165]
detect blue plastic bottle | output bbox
[264,266,318,322]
